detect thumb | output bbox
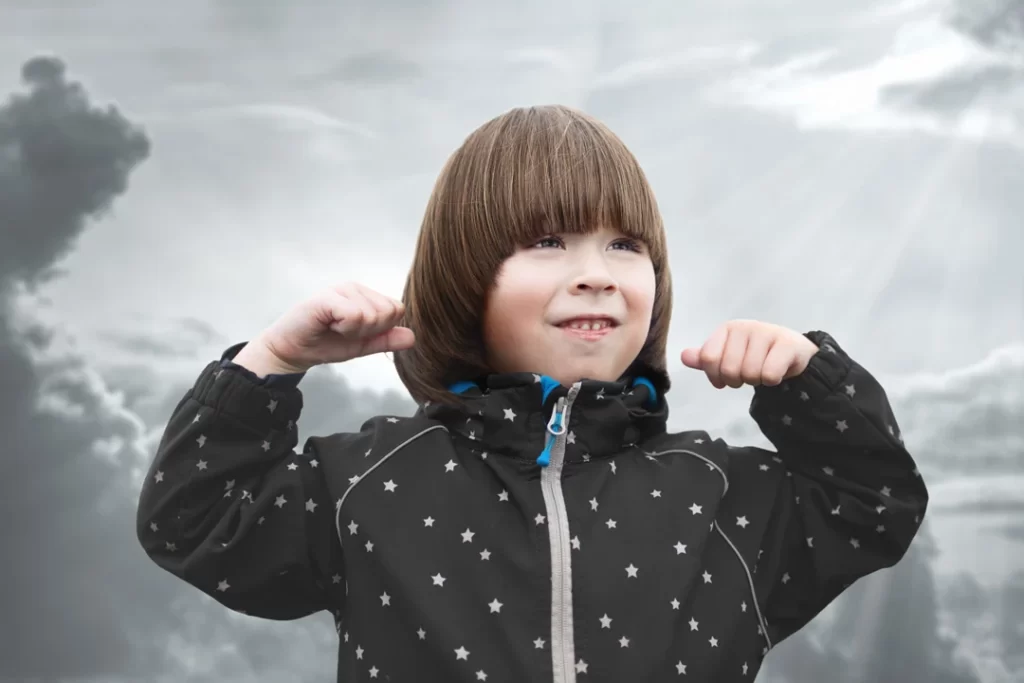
[359,326,416,357]
[680,347,703,370]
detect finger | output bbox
[719,326,748,389]
[699,324,730,389]
[741,328,773,386]
[680,347,703,369]
[325,290,374,337]
[357,326,416,357]
[352,283,404,332]
[761,339,791,386]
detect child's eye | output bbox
[611,238,644,253]
[532,236,564,249]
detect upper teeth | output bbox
[566,320,611,330]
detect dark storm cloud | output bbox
[0,55,160,681]
[0,56,150,292]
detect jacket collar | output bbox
[418,371,669,466]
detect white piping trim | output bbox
[648,448,773,651]
[334,425,448,548]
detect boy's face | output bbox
[482,224,656,387]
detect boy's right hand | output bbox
[237,282,416,375]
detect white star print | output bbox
[570,536,581,550]
[369,666,379,678]
[807,537,814,548]
[387,416,399,423]
[625,564,639,578]
[267,399,277,413]
[348,475,360,485]
[480,549,491,560]
[606,519,617,529]
[216,579,229,592]
[444,460,458,472]
[741,601,747,612]
[881,486,891,496]
[736,516,749,528]
[575,660,588,673]
[702,571,712,583]
[535,514,546,525]
[196,434,207,448]
[432,574,446,587]
[503,408,516,421]
[488,599,503,613]
[196,459,208,470]
[677,662,687,674]
[688,618,698,631]
[782,573,791,584]
[383,480,397,492]
[154,470,164,483]
[835,420,848,433]
[417,628,426,640]
[600,614,612,628]
[287,462,298,471]
[305,498,317,512]
[674,542,687,554]
[567,431,576,444]
[534,638,546,649]
[498,490,509,502]
[822,466,835,476]
[743,662,749,675]
[347,521,358,535]
[455,647,469,660]
[365,540,374,552]
[275,495,287,508]
[589,497,599,511]
[355,646,364,660]
[619,636,630,648]
[610,461,617,474]
[670,598,680,610]
[781,414,793,426]
[461,529,475,543]
[689,503,702,515]
[380,592,390,606]
[261,440,271,452]
[709,636,719,647]
[850,538,861,549]
[475,671,488,681]
[423,517,435,527]
[651,489,662,498]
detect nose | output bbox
[569,254,618,295]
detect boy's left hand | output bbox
[681,320,820,389]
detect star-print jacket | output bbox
[137,331,929,683]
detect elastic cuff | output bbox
[194,356,303,430]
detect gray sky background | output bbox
[0,0,1021,681]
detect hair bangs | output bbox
[480,107,666,261]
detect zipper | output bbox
[539,383,581,683]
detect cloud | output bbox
[707,1,1024,146]
[0,56,151,292]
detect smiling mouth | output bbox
[557,318,618,331]
[556,318,618,340]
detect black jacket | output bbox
[137,331,928,682]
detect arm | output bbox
[719,331,928,646]
[136,343,342,620]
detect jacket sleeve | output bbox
[718,331,929,648]
[136,347,344,621]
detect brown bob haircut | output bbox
[395,104,673,406]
